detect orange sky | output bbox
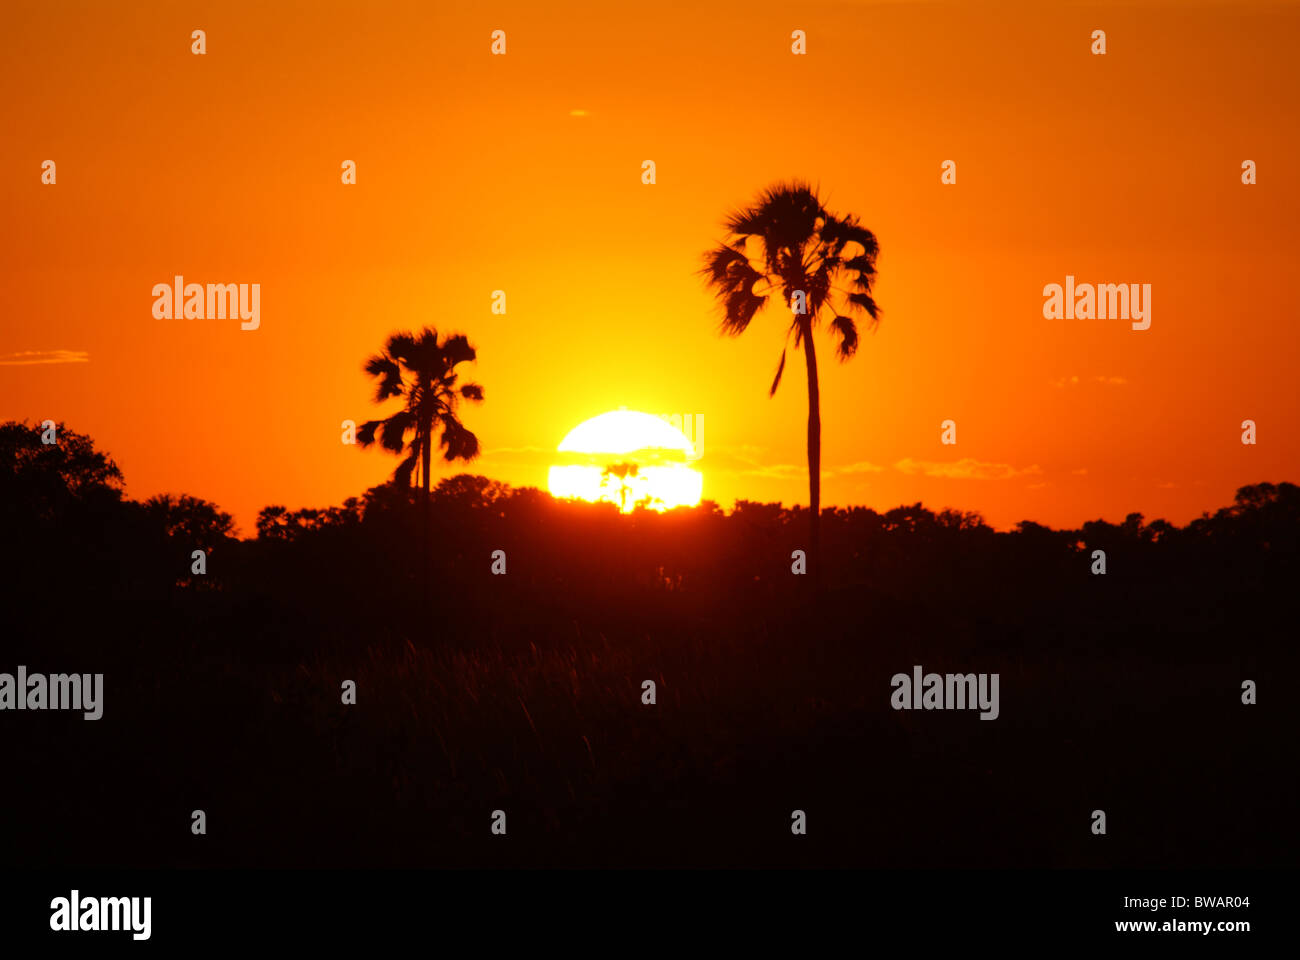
[3,0,1298,533]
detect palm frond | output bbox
[769,348,787,397]
[723,205,764,237]
[703,245,768,336]
[847,291,881,326]
[385,331,419,365]
[721,286,766,335]
[393,450,418,487]
[701,245,748,283]
[440,333,477,369]
[830,315,859,359]
[844,254,877,276]
[363,355,405,402]
[439,415,480,462]
[356,419,381,448]
[839,221,879,259]
[378,411,414,453]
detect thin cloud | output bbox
[837,461,885,475]
[705,444,768,472]
[743,463,805,480]
[0,349,89,366]
[894,457,1042,480]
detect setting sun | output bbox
[548,410,703,512]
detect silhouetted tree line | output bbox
[3,420,1295,665]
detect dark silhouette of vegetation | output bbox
[2,420,1294,869]
[703,181,882,577]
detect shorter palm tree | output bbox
[601,462,641,512]
[358,328,484,495]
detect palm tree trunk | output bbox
[420,424,433,498]
[801,318,821,583]
[419,416,433,609]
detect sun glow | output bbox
[548,410,702,512]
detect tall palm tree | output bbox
[358,328,484,496]
[702,181,881,576]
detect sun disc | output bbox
[548,410,702,512]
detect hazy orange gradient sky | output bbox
[3,0,1298,533]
